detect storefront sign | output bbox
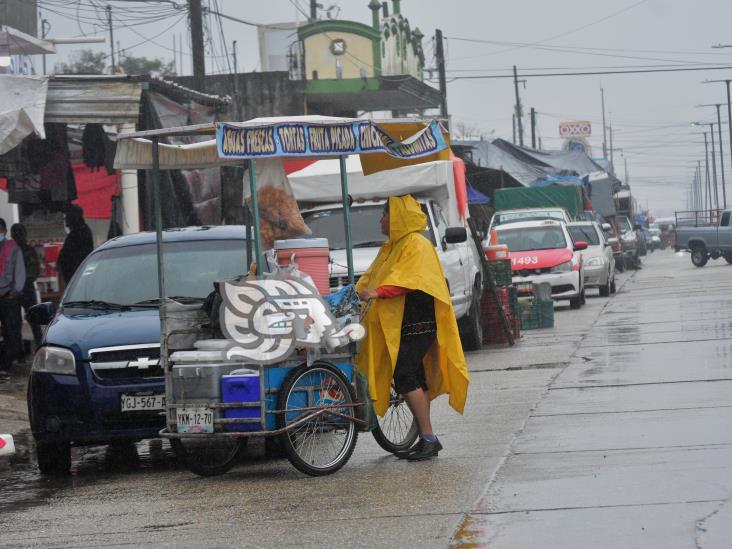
[559,120,592,138]
[216,119,447,160]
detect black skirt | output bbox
[393,291,436,395]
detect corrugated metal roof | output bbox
[46,77,143,124]
[45,75,231,125]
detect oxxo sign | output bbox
[559,121,592,138]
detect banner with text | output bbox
[216,119,447,160]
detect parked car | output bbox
[301,198,484,350]
[26,226,248,474]
[648,226,662,251]
[616,215,640,269]
[567,221,616,297]
[675,209,732,267]
[488,207,571,235]
[495,219,587,309]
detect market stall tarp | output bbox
[0,75,48,155]
[0,162,118,220]
[494,185,584,217]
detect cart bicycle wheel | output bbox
[170,436,245,477]
[277,363,358,476]
[371,385,419,453]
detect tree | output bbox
[119,55,175,76]
[54,49,106,75]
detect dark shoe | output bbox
[404,439,443,461]
[393,442,420,459]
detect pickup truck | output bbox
[26,226,248,474]
[675,209,732,267]
[300,198,484,350]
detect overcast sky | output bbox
[40,0,732,217]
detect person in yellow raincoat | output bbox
[356,194,470,461]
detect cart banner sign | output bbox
[216,120,447,160]
[559,120,592,138]
[219,276,365,364]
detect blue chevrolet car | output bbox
[28,226,247,474]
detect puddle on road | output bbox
[0,430,181,515]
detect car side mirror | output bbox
[444,227,467,244]
[602,223,612,231]
[574,240,589,251]
[27,302,56,325]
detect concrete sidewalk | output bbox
[451,251,732,548]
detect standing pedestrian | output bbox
[58,205,94,287]
[0,218,26,378]
[356,195,470,461]
[11,223,42,349]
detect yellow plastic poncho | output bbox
[355,195,470,417]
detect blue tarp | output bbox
[529,175,583,188]
[467,185,490,204]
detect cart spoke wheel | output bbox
[372,385,419,453]
[277,363,357,476]
[171,436,244,477]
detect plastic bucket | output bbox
[274,238,330,295]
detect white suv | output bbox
[301,199,485,349]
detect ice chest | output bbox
[274,238,330,295]
[171,362,241,403]
[221,369,263,431]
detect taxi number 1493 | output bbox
[512,256,539,266]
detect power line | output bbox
[450,65,732,80]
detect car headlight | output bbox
[31,346,77,375]
[586,257,605,267]
[550,261,572,273]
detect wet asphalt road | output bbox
[1,250,729,548]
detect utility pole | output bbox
[435,29,449,129]
[106,5,115,73]
[173,34,177,75]
[513,65,524,146]
[601,87,608,159]
[41,18,50,75]
[609,123,615,176]
[189,0,205,91]
[232,40,242,118]
[624,156,629,185]
[512,114,516,144]
[715,104,728,209]
[310,0,319,21]
[709,122,719,209]
[530,107,536,149]
[704,132,712,211]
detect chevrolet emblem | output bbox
[128,357,159,369]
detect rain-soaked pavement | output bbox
[0,251,730,548]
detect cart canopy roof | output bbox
[114,116,449,172]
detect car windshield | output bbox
[568,225,600,246]
[617,216,633,232]
[302,204,433,249]
[65,240,247,306]
[497,226,567,252]
[494,210,566,226]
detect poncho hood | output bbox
[388,195,427,242]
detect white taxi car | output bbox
[495,219,588,309]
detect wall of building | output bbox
[0,0,37,36]
[304,32,374,80]
[173,71,306,121]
